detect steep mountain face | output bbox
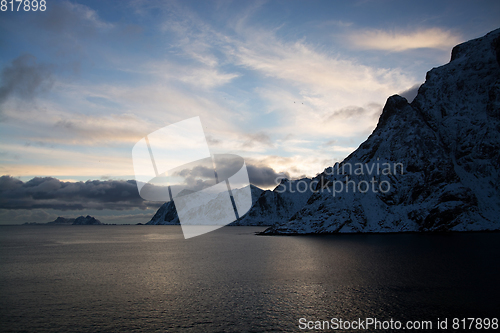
[263,28,500,234]
[146,201,180,225]
[146,179,314,226]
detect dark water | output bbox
[0,226,499,332]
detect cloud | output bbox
[324,139,336,146]
[157,2,410,115]
[246,164,289,187]
[0,160,288,212]
[325,103,383,124]
[168,158,290,192]
[120,3,415,150]
[398,83,421,103]
[0,176,149,210]
[163,156,288,189]
[178,68,239,88]
[326,106,368,121]
[212,157,288,188]
[218,27,414,139]
[143,61,239,89]
[318,20,353,28]
[0,141,137,178]
[230,32,408,93]
[36,0,113,34]
[52,113,152,145]
[0,2,442,183]
[241,131,273,149]
[15,0,116,59]
[1,106,154,147]
[244,153,353,184]
[1,78,237,147]
[345,28,462,52]
[206,135,221,146]
[0,54,54,109]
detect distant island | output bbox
[24,215,102,225]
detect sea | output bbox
[1,225,499,332]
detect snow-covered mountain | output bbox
[231,178,313,226]
[146,184,264,225]
[262,28,500,234]
[146,179,314,226]
[146,29,500,233]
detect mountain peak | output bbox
[378,94,410,127]
[263,28,500,235]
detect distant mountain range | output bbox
[147,28,500,234]
[24,215,102,225]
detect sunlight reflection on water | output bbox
[1,226,499,332]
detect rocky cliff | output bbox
[263,28,500,234]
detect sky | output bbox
[0,0,499,224]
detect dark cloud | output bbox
[327,106,367,121]
[399,83,421,103]
[246,164,289,188]
[205,135,221,146]
[189,156,287,188]
[0,176,147,211]
[170,158,218,195]
[177,165,216,180]
[0,159,288,211]
[166,156,288,189]
[0,54,54,108]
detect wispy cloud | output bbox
[1,0,469,186]
[0,142,135,177]
[345,28,462,51]
[136,2,414,145]
[229,29,409,92]
[221,28,414,138]
[398,83,422,102]
[143,61,239,89]
[36,0,114,33]
[318,20,353,28]
[240,131,274,149]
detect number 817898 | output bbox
[1,0,47,11]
